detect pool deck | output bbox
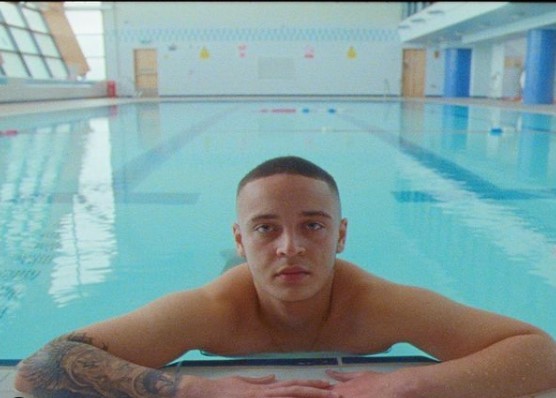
[1,95,556,117]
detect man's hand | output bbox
[327,369,406,397]
[183,374,341,397]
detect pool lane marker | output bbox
[0,129,18,136]
[259,108,338,114]
[260,108,297,113]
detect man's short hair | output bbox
[237,156,340,200]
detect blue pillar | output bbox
[443,48,472,97]
[523,29,556,105]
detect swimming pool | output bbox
[1,99,555,362]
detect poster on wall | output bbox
[200,46,210,60]
[238,44,247,58]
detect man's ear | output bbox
[233,223,246,257]
[336,218,348,253]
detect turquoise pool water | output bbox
[1,99,555,361]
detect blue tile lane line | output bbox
[111,105,240,193]
[338,112,556,203]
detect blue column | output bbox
[443,48,472,97]
[523,29,556,105]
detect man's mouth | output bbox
[275,266,311,282]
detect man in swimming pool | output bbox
[15,156,556,397]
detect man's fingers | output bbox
[325,369,367,381]
[272,379,333,389]
[235,374,277,384]
[265,385,340,398]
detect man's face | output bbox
[233,174,347,303]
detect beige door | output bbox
[402,49,426,97]
[134,49,158,97]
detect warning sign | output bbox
[347,46,357,59]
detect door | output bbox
[402,49,426,97]
[134,49,158,97]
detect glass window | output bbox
[0,2,86,80]
[65,10,103,34]
[22,7,48,33]
[11,27,39,54]
[0,2,26,27]
[2,52,29,77]
[64,5,105,80]
[34,33,59,57]
[0,24,14,50]
[84,57,105,80]
[46,58,68,79]
[23,54,50,78]
[76,35,104,57]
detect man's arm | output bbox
[15,332,340,398]
[331,280,556,397]
[14,332,187,397]
[14,286,340,398]
[14,289,216,397]
[329,330,556,397]
[402,288,556,397]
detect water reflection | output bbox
[392,105,556,292]
[394,147,556,290]
[517,113,552,182]
[441,105,468,151]
[0,121,76,320]
[49,117,117,306]
[0,109,117,313]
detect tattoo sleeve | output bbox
[16,333,183,398]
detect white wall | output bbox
[470,43,492,98]
[103,2,404,97]
[425,48,444,97]
[488,43,506,99]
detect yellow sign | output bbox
[347,46,357,59]
[200,46,210,60]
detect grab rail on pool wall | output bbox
[164,354,439,368]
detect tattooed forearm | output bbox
[16,333,182,398]
[66,332,109,350]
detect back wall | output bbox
[103,2,404,97]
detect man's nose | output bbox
[276,230,306,257]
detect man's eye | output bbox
[306,222,324,231]
[254,224,274,233]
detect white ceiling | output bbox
[398,2,556,48]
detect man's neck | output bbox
[257,278,335,333]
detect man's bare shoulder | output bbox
[153,263,255,326]
[203,263,256,301]
[333,259,394,293]
[333,259,459,318]
[331,260,403,323]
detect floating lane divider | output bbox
[302,107,337,114]
[259,108,339,114]
[0,130,18,136]
[259,108,297,113]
